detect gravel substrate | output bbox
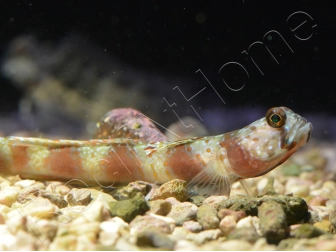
[0,140,336,250]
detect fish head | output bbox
[225,107,312,178]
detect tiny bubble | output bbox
[267,35,272,41]
[10,18,14,22]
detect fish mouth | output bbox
[284,117,312,148]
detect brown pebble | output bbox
[218,208,246,222]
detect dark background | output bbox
[0,0,334,139]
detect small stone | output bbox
[322,180,336,193]
[57,222,100,236]
[147,199,172,215]
[165,197,180,206]
[4,230,38,251]
[213,239,251,250]
[100,217,129,233]
[309,205,330,222]
[281,163,301,176]
[288,184,310,197]
[108,193,149,222]
[112,180,152,200]
[313,220,331,232]
[219,215,236,236]
[309,195,329,206]
[16,197,59,219]
[18,186,67,208]
[49,234,77,250]
[187,229,222,245]
[148,213,176,227]
[130,215,173,234]
[227,227,261,244]
[136,230,175,249]
[189,195,206,207]
[150,179,189,202]
[251,237,277,251]
[218,208,246,221]
[293,223,326,238]
[236,216,261,235]
[75,232,97,251]
[258,200,288,243]
[67,188,91,206]
[277,238,299,250]
[88,188,116,202]
[182,220,203,233]
[197,204,220,230]
[26,217,58,241]
[0,203,10,215]
[203,195,228,210]
[5,210,27,234]
[0,186,20,207]
[167,201,198,226]
[99,217,129,247]
[315,239,336,250]
[55,185,71,196]
[82,199,104,222]
[14,179,36,188]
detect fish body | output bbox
[0,107,312,196]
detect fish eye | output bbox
[266,107,286,128]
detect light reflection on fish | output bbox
[0,107,312,196]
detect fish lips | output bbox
[284,117,312,148]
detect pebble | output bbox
[56,221,100,237]
[203,195,228,210]
[147,199,172,215]
[108,192,149,222]
[14,179,36,188]
[99,217,129,247]
[136,230,175,250]
[287,184,310,197]
[212,239,252,250]
[17,186,67,208]
[196,204,220,230]
[49,234,77,250]
[66,188,92,206]
[218,208,246,221]
[258,200,288,243]
[16,197,59,219]
[100,217,129,233]
[219,215,236,236]
[227,227,261,244]
[112,180,152,200]
[309,205,330,222]
[292,223,326,238]
[175,228,222,245]
[55,185,71,196]
[26,217,59,241]
[82,199,105,222]
[182,220,203,233]
[309,195,329,206]
[130,215,173,234]
[0,186,20,207]
[313,220,331,232]
[251,237,277,250]
[236,216,261,235]
[150,179,189,202]
[167,201,198,226]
